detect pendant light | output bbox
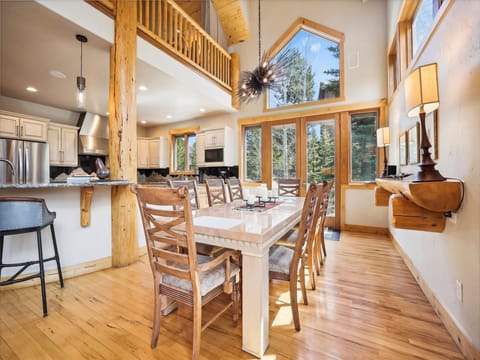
[238,0,293,104]
[76,34,88,109]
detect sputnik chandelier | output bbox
[238,0,293,103]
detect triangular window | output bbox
[266,18,344,110]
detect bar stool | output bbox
[0,197,64,317]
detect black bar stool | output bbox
[0,197,64,317]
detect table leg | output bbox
[241,248,269,358]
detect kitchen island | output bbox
[0,180,145,287]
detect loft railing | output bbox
[87,0,232,92]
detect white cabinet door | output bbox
[148,139,161,168]
[47,123,78,166]
[20,118,48,142]
[0,114,20,139]
[47,125,62,165]
[137,139,149,168]
[61,127,78,166]
[204,129,224,148]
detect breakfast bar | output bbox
[0,180,138,283]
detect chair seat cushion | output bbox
[281,229,297,244]
[163,255,240,296]
[269,246,293,275]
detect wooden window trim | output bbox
[168,126,199,175]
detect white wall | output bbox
[387,1,480,349]
[151,0,388,181]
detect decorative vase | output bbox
[95,158,110,179]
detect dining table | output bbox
[190,197,305,358]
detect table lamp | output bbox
[405,63,445,182]
[376,127,390,178]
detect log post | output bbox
[230,53,240,110]
[109,0,138,267]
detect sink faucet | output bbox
[0,159,15,176]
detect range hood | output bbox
[77,112,109,155]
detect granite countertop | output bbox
[0,179,133,189]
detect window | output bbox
[306,119,335,184]
[244,126,262,182]
[271,123,297,180]
[169,127,198,174]
[350,112,378,182]
[412,0,442,56]
[265,17,344,111]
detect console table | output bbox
[375,178,463,232]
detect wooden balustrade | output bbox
[88,0,232,92]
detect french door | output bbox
[263,116,339,228]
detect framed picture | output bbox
[426,110,439,159]
[408,124,419,164]
[399,132,407,165]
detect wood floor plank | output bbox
[0,231,464,359]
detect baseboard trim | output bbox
[389,231,480,360]
[341,224,388,235]
[0,248,148,291]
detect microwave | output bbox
[205,148,224,163]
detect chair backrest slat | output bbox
[226,178,243,201]
[278,179,301,197]
[205,178,227,206]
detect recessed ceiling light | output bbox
[166,115,173,119]
[26,86,38,92]
[49,70,66,79]
[199,108,206,112]
[106,112,110,116]
[139,85,148,91]
[140,120,147,124]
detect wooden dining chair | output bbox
[132,185,240,360]
[315,180,334,269]
[205,178,227,206]
[168,179,224,258]
[277,178,301,197]
[269,182,319,331]
[276,181,324,290]
[168,180,200,209]
[226,178,244,201]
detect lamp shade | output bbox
[405,63,439,117]
[376,127,390,147]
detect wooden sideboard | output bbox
[375,178,463,232]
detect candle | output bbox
[247,195,256,205]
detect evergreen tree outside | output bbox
[175,136,185,171]
[272,48,315,107]
[188,135,196,170]
[272,124,296,179]
[307,120,336,214]
[350,113,377,182]
[245,126,262,182]
[319,45,340,98]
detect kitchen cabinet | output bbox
[48,123,79,166]
[137,137,169,169]
[204,128,225,148]
[196,132,205,166]
[0,111,49,142]
[198,127,235,167]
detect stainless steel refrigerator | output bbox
[0,138,49,185]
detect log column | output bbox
[109,0,138,266]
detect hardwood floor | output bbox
[0,232,463,359]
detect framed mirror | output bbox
[399,132,407,166]
[408,124,419,165]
